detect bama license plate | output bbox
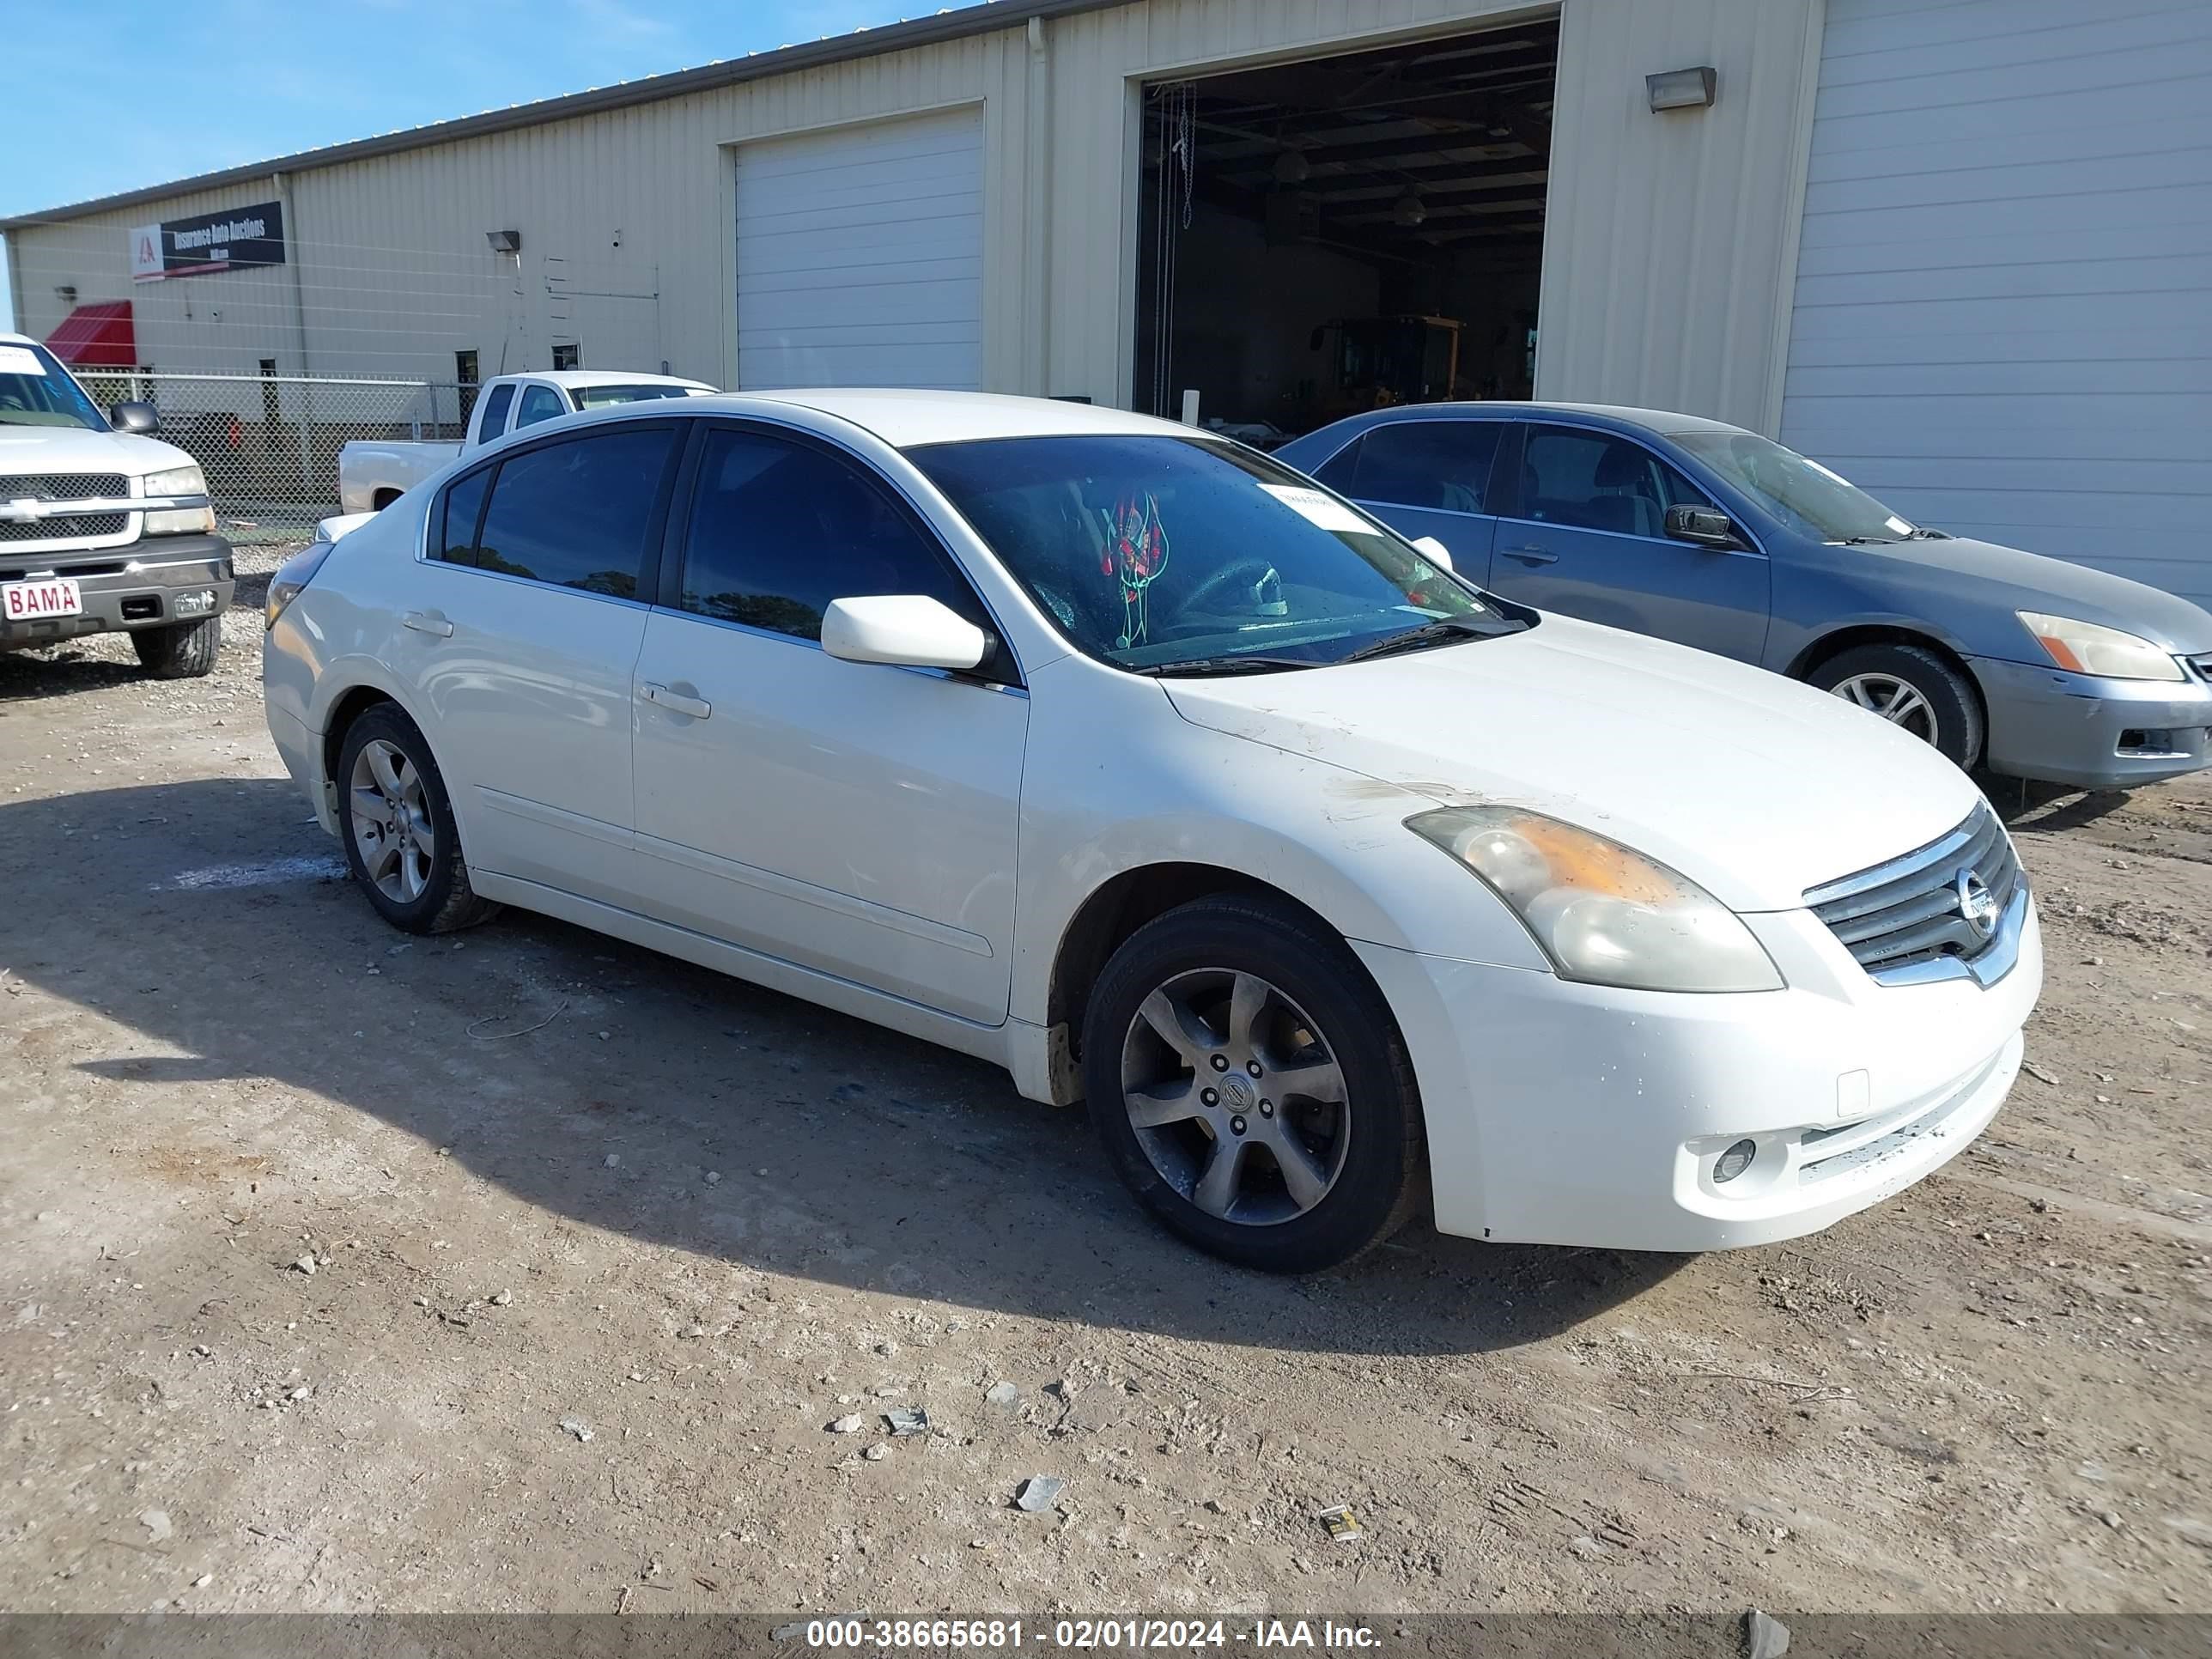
[3,578,83,621]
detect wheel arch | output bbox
[1789,625,1990,767]
[1042,861,1390,1097]
[321,684,402,787]
[1787,622,1976,686]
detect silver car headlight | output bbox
[2017,611,2185,683]
[143,464,208,499]
[1407,806,1784,994]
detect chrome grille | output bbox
[1805,803,2025,982]
[0,474,129,502]
[0,513,129,543]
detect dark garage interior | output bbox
[1135,15,1558,442]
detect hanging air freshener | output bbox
[1102,490,1170,648]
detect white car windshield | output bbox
[0,342,108,431]
[1672,428,1929,544]
[908,434,1523,674]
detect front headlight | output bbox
[2017,611,2185,683]
[143,464,208,500]
[142,464,214,535]
[1406,806,1784,994]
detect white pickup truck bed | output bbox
[337,369,714,513]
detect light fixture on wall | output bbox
[484,228,522,253]
[1392,187,1427,229]
[1646,65,1718,112]
[1273,148,1310,185]
[53,284,76,304]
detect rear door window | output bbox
[465,425,679,597]
[476,382,515,439]
[1335,420,1504,513]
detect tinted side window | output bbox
[477,382,515,437]
[1310,435,1364,495]
[1350,421,1504,512]
[680,428,986,644]
[1517,425,1711,538]
[437,466,490,565]
[515,384,568,428]
[472,427,678,598]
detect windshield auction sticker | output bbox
[0,345,49,375]
[1261,483,1371,535]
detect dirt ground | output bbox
[2,545,2208,1617]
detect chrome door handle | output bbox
[640,682,712,720]
[1502,546,1559,567]
[403,611,454,636]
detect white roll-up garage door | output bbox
[733,107,984,392]
[1780,0,2212,607]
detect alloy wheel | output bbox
[349,738,437,904]
[1119,968,1350,1227]
[1831,672,1939,745]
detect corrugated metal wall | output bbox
[1782,0,2212,605]
[7,0,1824,432]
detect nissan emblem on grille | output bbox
[1954,869,1999,940]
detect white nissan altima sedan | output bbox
[263,390,2042,1273]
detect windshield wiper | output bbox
[1128,654,1319,678]
[1336,617,1508,665]
[1906,527,1948,539]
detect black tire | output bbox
[1808,641,1984,770]
[334,703,499,934]
[132,616,221,679]
[1081,895,1425,1273]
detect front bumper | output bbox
[1972,654,2212,788]
[0,535,234,650]
[1356,893,2042,1253]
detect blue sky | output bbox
[1,0,916,325]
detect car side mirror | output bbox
[1664,503,1735,548]
[110,401,159,434]
[821,594,993,672]
[1410,534,1454,573]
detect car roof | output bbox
[691,388,1198,449]
[513,369,714,391]
[1348,400,1752,438]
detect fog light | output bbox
[173,589,216,617]
[1714,1139,1758,1184]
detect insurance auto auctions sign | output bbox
[129,201,287,282]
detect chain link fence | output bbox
[74,371,474,545]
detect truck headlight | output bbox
[1407,806,1784,994]
[142,464,215,536]
[2017,611,2185,683]
[143,464,208,499]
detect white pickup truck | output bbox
[1,333,233,678]
[337,369,714,514]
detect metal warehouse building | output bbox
[5,0,2208,603]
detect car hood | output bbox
[0,425,197,477]
[1844,536,2212,654]
[1164,615,1986,914]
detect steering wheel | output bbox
[1176,557,1279,620]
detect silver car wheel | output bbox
[1832,672,1939,746]
[1119,968,1350,1227]
[349,738,436,904]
